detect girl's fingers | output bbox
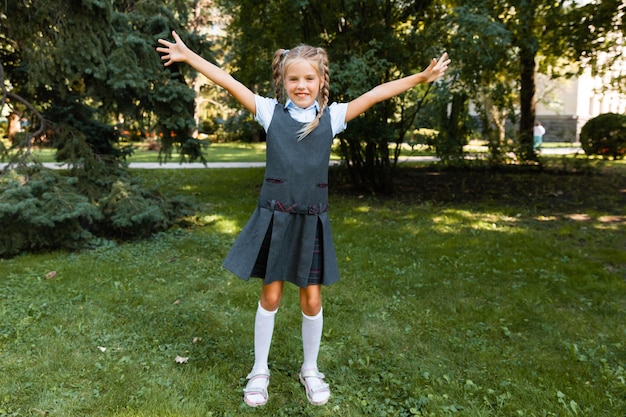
[437,53,449,67]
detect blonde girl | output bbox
[157,31,449,407]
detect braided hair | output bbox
[271,45,330,141]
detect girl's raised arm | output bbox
[345,53,449,123]
[157,31,256,114]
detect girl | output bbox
[157,31,449,407]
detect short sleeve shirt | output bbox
[254,95,348,137]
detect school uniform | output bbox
[223,96,348,288]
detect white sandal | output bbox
[243,370,270,407]
[299,368,330,406]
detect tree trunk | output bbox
[436,92,467,163]
[519,45,537,160]
[517,0,538,161]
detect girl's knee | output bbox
[260,297,281,312]
[300,286,322,316]
[260,281,284,311]
[301,301,322,316]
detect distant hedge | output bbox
[580,113,626,160]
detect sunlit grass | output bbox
[9,141,595,168]
[25,142,270,163]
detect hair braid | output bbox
[296,46,330,141]
[314,47,330,127]
[271,49,287,102]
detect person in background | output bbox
[533,121,546,151]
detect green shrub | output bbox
[580,113,626,160]
[0,165,194,257]
[0,167,101,256]
[404,128,438,149]
[0,124,195,257]
[96,177,193,239]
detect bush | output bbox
[0,167,101,256]
[404,128,438,149]
[0,125,195,257]
[580,113,626,160]
[0,165,194,257]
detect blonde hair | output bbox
[271,45,330,141]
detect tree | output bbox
[0,0,208,255]
[492,0,624,160]
[217,0,445,193]
[438,1,517,164]
[0,0,210,162]
[433,0,624,164]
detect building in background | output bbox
[535,37,626,143]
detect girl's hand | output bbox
[421,52,450,83]
[156,31,189,66]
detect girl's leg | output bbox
[299,284,330,405]
[300,284,322,369]
[253,280,283,372]
[244,280,284,407]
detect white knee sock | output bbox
[301,308,323,371]
[252,301,277,374]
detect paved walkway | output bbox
[0,147,584,170]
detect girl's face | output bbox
[284,59,323,109]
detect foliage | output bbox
[492,0,623,160]
[0,0,207,162]
[218,0,443,194]
[580,113,626,160]
[0,166,624,415]
[434,91,471,164]
[0,2,201,254]
[0,167,101,256]
[0,167,193,258]
[43,99,130,161]
[96,176,193,239]
[0,127,194,257]
[431,0,625,163]
[3,0,625,187]
[441,2,516,163]
[216,0,624,184]
[404,128,438,149]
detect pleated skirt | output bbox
[222,207,340,288]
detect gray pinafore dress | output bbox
[222,103,340,288]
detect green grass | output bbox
[1,166,625,416]
[24,142,270,163]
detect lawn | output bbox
[21,140,575,164]
[23,142,271,164]
[0,160,624,416]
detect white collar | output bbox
[285,99,319,112]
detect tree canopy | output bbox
[217,0,624,189]
[1,0,212,161]
[0,0,207,256]
[2,0,624,191]
[217,0,445,192]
